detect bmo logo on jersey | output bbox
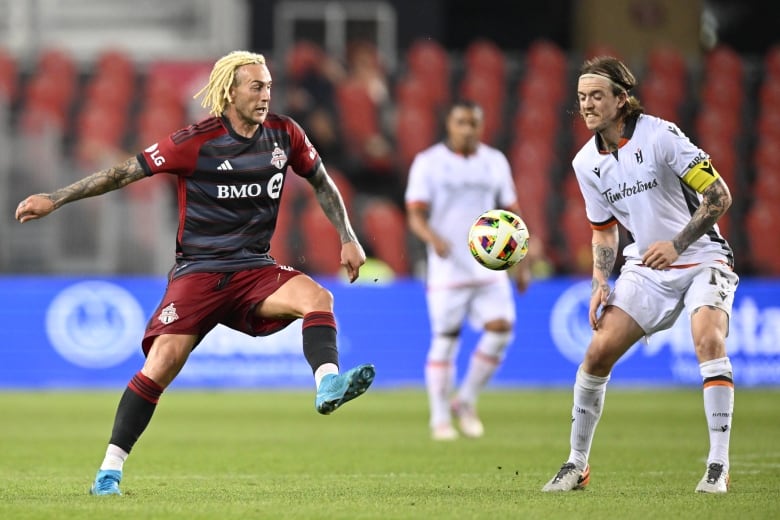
[216,172,284,200]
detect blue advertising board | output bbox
[0,276,778,389]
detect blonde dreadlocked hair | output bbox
[193,51,267,116]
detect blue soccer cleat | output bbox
[315,363,375,415]
[89,469,122,496]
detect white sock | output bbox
[426,361,455,427]
[700,357,734,471]
[315,363,339,388]
[426,335,459,427]
[100,444,129,472]
[568,366,610,470]
[457,331,512,405]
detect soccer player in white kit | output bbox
[405,100,531,441]
[542,57,738,494]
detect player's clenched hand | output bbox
[642,240,679,270]
[15,194,55,223]
[589,281,610,330]
[341,240,367,283]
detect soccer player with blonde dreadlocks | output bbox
[15,50,375,496]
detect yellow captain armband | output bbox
[682,158,720,193]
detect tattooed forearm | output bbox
[48,157,147,209]
[672,178,732,254]
[593,242,617,283]
[308,166,358,243]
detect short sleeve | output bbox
[285,117,321,178]
[136,133,199,177]
[655,121,708,179]
[405,153,431,205]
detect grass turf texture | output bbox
[0,389,778,519]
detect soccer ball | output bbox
[468,209,530,270]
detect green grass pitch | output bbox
[0,388,778,519]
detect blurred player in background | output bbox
[15,50,375,496]
[542,56,737,494]
[405,100,531,441]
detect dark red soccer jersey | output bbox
[136,114,321,277]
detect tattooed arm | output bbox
[642,177,732,269]
[306,163,366,282]
[673,177,732,254]
[15,156,147,223]
[590,225,620,329]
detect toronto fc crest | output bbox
[271,143,288,169]
[158,302,179,325]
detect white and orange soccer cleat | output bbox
[542,462,590,492]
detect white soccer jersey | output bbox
[405,142,518,288]
[572,114,734,266]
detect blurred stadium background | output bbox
[1,0,778,390]
[1,0,778,277]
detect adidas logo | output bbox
[217,160,233,171]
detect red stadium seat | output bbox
[745,199,780,274]
[76,101,127,146]
[646,46,687,83]
[751,165,780,203]
[35,47,77,82]
[26,48,79,119]
[509,138,556,183]
[759,80,780,110]
[694,108,740,145]
[512,103,560,142]
[144,60,212,112]
[459,73,504,145]
[0,47,18,102]
[641,74,685,110]
[516,73,567,108]
[464,39,506,82]
[395,104,437,170]
[18,102,66,136]
[24,74,76,121]
[705,45,744,79]
[700,77,744,111]
[395,75,436,113]
[135,101,186,148]
[85,73,134,111]
[405,38,450,108]
[74,102,128,168]
[756,109,780,142]
[752,137,780,173]
[94,48,136,85]
[335,79,380,148]
[559,194,593,274]
[764,44,780,79]
[360,200,410,275]
[525,39,567,80]
[513,165,552,248]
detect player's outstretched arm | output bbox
[306,164,366,281]
[15,156,147,223]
